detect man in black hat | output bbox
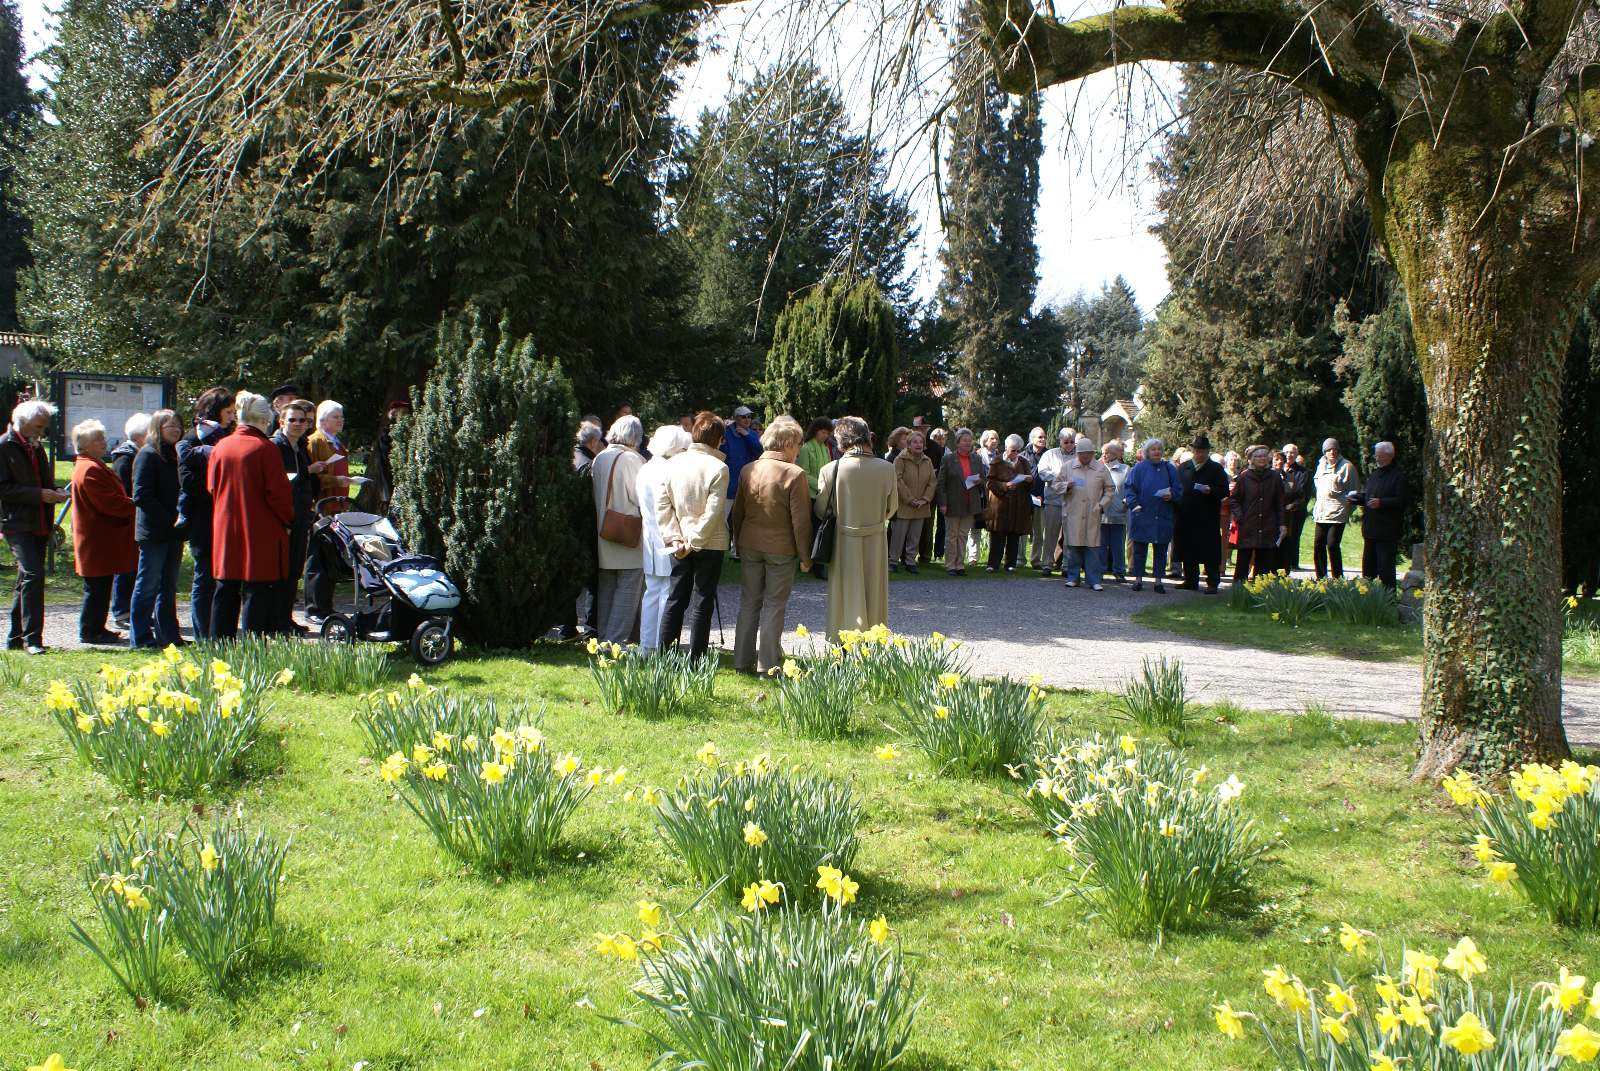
[268,383,302,433]
[1174,433,1229,593]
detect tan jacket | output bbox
[591,445,644,571]
[893,452,936,520]
[731,452,812,564]
[1052,457,1115,548]
[658,444,729,552]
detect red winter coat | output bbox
[71,456,137,577]
[209,425,294,582]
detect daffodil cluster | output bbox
[1022,733,1261,935]
[586,640,717,720]
[378,721,596,873]
[1216,933,1600,1068]
[772,655,861,739]
[1232,572,1402,627]
[896,672,1044,777]
[76,815,288,1000]
[654,748,862,906]
[1442,762,1600,927]
[46,648,278,797]
[593,900,673,963]
[826,625,970,705]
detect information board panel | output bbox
[51,373,175,457]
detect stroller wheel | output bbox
[410,618,453,666]
[320,613,356,644]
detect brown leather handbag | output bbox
[599,451,642,548]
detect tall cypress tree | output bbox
[0,0,36,331]
[761,275,898,435]
[936,5,1052,433]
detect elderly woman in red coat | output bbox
[209,392,294,638]
[70,419,137,645]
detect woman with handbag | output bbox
[590,415,646,645]
[814,416,897,642]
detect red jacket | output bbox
[209,425,294,582]
[71,456,137,577]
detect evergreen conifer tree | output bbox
[762,275,898,435]
[390,307,589,648]
[0,0,36,330]
[936,3,1054,432]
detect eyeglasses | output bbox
[286,417,310,424]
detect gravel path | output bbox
[32,576,1600,744]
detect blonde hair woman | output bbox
[729,415,813,673]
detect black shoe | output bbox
[1131,581,1144,591]
[1038,569,1053,578]
[1202,587,1218,595]
[946,569,961,576]
[907,565,919,575]
[890,563,901,573]
[1179,582,1199,591]
[1005,566,1017,573]
[1114,574,1127,583]
[985,565,997,573]
[1154,583,1167,595]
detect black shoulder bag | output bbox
[810,460,840,579]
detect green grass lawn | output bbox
[3,644,1597,1070]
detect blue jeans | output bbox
[1131,541,1169,584]
[1100,523,1127,577]
[131,540,183,648]
[189,538,214,639]
[1063,544,1105,585]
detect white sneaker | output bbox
[1091,584,1104,591]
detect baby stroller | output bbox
[310,498,462,665]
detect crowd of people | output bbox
[571,407,1411,673]
[0,388,406,653]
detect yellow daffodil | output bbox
[379,752,408,783]
[794,624,809,638]
[637,929,665,954]
[422,762,449,781]
[1375,1005,1402,1038]
[874,743,898,761]
[1159,820,1180,838]
[1262,966,1310,1013]
[1545,968,1590,1013]
[1321,1015,1351,1045]
[743,822,768,847]
[412,743,435,764]
[1398,996,1432,1033]
[816,865,859,905]
[1325,984,1358,1015]
[586,768,605,787]
[462,734,479,752]
[696,741,719,767]
[1119,734,1137,756]
[1487,859,1518,884]
[27,1055,75,1071]
[1555,1023,1600,1063]
[122,885,151,911]
[1471,834,1497,863]
[937,672,962,690]
[1588,981,1600,1019]
[1190,765,1209,787]
[781,660,803,679]
[586,638,600,655]
[1402,949,1439,1000]
[431,730,454,753]
[1442,936,1487,981]
[740,880,781,912]
[273,668,295,687]
[480,760,508,785]
[1374,974,1402,1006]
[199,842,219,872]
[73,713,94,733]
[932,705,949,720]
[608,767,627,786]
[1442,771,1486,807]
[557,754,580,777]
[1440,1011,1495,1055]
[1338,923,1370,954]
[1370,1056,1399,1071]
[869,915,891,946]
[637,901,663,929]
[1213,1001,1245,1040]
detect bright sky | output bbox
[13,0,1172,312]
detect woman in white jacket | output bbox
[636,424,692,650]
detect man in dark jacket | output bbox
[1,400,70,653]
[1174,433,1228,593]
[107,412,147,630]
[1021,426,1050,569]
[1361,441,1409,589]
[176,386,236,639]
[272,399,318,634]
[558,419,602,639]
[1278,443,1311,572]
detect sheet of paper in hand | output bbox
[1008,474,1030,486]
[964,474,982,490]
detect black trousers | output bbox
[79,574,115,640]
[1182,557,1221,590]
[1314,522,1346,578]
[986,533,1021,569]
[1232,546,1276,585]
[1363,538,1399,589]
[274,522,310,632]
[212,579,276,639]
[5,532,46,648]
[303,534,336,617]
[1281,511,1308,572]
[660,549,723,660]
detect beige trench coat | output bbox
[1051,458,1114,548]
[815,451,898,641]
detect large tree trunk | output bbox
[1377,133,1594,776]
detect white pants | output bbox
[640,569,673,650]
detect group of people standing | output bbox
[0,388,397,653]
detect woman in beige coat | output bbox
[729,416,812,674]
[1052,435,1114,590]
[889,430,935,573]
[815,416,897,641]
